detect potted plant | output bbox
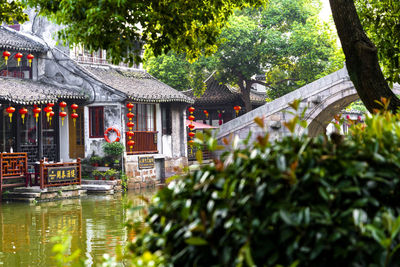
[105,169,118,180]
[92,170,102,180]
[102,142,124,161]
[90,155,102,167]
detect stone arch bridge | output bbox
[216,67,400,142]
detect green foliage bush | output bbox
[129,108,400,266]
[102,142,125,158]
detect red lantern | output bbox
[59,101,67,111]
[43,106,53,122]
[188,140,194,146]
[6,106,15,123]
[47,103,55,108]
[127,112,135,119]
[127,140,135,151]
[358,116,362,121]
[19,107,28,124]
[188,115,195,121]
[49,111,55,126]
[59,111,67,126]
[33,107,41,123]
[218,113,222,119]
[71,104,78,112]
[188,107,195,114]
[234,105,241,115]
[126,102,134,111]
[126,131,135,137]
[3,51,10,65]
[71,112,79,127]
[219,120,223,126]
[204,110,209,118]
[15,53,23,66]
[188,131,195,138]
[27,54,34,67]
[188,124,195,130]
[127,121,135,128]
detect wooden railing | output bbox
[39,159,81,189]
[0,153,28,193]
[126,131,158,155]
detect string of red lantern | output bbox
[188,107,195,148]
[126,102,135,152]
[218,111,223,125]
[2,51,34,67]
[71,104,79,127]
[59,101,67,126]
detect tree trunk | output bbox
[329,0,400,113]
[238,79,252,112]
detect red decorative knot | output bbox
[127,121,135,128]
[127,112,135,119]
[47,103,55,108]
[188,124,195,130]
[71,104,79,111]
[188,132,195,138]
[27,54,34,67]
[127,140,135,146]
[126,131,135,137]
[6,106,15,123]
[19,107,28,124]
[188,107,195,113]
[126,103,134,110]
[188,115,195,121]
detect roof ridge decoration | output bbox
[0,26,48,53]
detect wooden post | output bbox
[39,159,44,189]
[38,105,43,160]
[77,158,81,185]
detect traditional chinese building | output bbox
[0,13,193,185]
[183,73,266,126]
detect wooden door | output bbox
[69,107,85,159]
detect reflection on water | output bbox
[0,189,155,266]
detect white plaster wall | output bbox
[156,104,162,153]
[162,135,172,157]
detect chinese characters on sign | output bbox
[138,156,155,170]
[48,166,78,183]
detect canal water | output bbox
[0,189,155,266]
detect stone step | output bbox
[81,180,119,185]
[87,190,114,195]
[2,197,36,203]
[12,186,43,193]
[81,184,113,191]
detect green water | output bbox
[0,189,155,266]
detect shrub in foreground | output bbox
[129,109,400,266]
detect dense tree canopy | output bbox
[145,0,343,111]
[0,0,28,24]
[25,0,265,65]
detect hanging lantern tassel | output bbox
[33,107,41,123]
[6,107,15,123]
[3,51,10,65]
[19,108,28,124]
[59,111,67,126]
[27,54,34,67]
[49,111,55,126]
[71,113,78,127]
[15,53,23,66]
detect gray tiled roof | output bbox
[0,77,87,105]
[83,65,194,104]
[183,74,266,105]
[0,26,48,53]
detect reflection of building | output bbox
[0,11,193,182]
[183,73,266,126]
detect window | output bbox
[161,104,172,135]
[89,107,104,137]
[133,104,156,131]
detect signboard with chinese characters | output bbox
[47,166,78,183]
[138,156,155,170]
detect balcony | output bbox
[126,131,158,155]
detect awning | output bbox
[186,120,218,130]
